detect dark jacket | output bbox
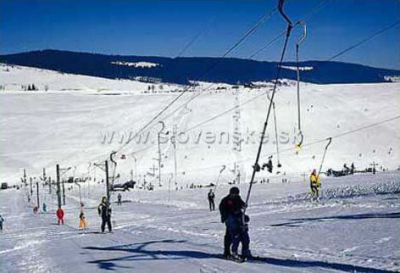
[98,202,111,219]
[219,194,245,223]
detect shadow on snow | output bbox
[83,238,395,272]
[271,212,400,227]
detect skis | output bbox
[221,254,264,263]
[220,254,245,263]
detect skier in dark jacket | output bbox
[208,189,215,211]
[0,214,4,231]
[117,193,122,206]
[219,187,246,258]
[230,213,251,260]
[98,196,112,233]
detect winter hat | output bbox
[229,186,240,194]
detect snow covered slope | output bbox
[0,64,179,93]
[0,64,399,187]
[0,171,399,272]
[0,64,399,273]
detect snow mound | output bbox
[111,61,160,68]
[281,65,313,71]
[287,180,400,202]
[323,180,400,199]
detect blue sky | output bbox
[0,0,399,69]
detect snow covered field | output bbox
[0,64,399,185]
[0,171,399,272]
[0,64,400,272]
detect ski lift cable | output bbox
[38,0,328,172]
[178,114,400,175]
[138,18,400,149]
[295,20,307,148]
[250,0,330,59]
[129,0,331,152]
[87,7,278,163]
[72,10,277,168]
[176,16,218,58]
[128,90,275,156]
[244,0,294,213]
[162,0,331,132]
[83,14,400,166]
[118,8,277,143]
[250,30,287,59]
[42,2,397,175]
[326,19,400,62]
[104,1,329,158]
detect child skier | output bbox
[56,207,64,225]
[228,211,251,261]
[219,187,247,259]
[79,211,87,229]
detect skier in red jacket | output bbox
[56,207,64,225]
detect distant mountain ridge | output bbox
[1,49,399,85]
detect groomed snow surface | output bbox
[0,172,399,272]
[0,64,399,272]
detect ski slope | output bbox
[0,64,399,186]
[0,171,399,272]
[0,64,400,272]
[0,63,179,93]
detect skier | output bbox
[42,202,47,213]
[219,187,246,259]
[0,214,4,231]
[310,169,321,200]
[262,157,273,173]
[56,207,64,225]
[98,196,112,233]
[230,213,251,260]
[350,163,355,174]
[117,193,122,206]
[79,211,87,229]
[208,189,215,211]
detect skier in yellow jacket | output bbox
[310,169,321,200]
[79,211,87,229]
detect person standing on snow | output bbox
[230,213,251,260]
[79,211,87,230]
[208,189,215,211]
[0,214,4,231]
[117,193,122,206]
[56,207,64,225]
[310,169,321,200]
[219,187,246,259]
[98,196,112,233]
